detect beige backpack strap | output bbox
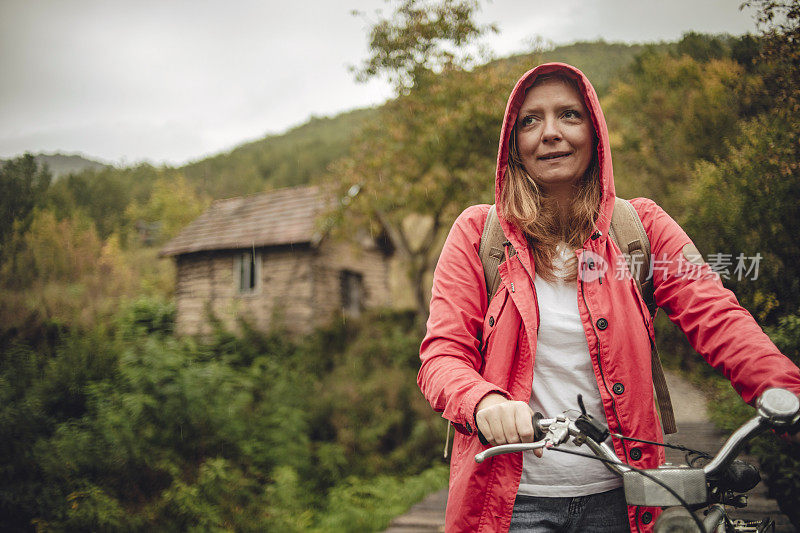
[609,197,653,309]
[479,205,509,302]
[609,197,677,434]
[650,342,677,434]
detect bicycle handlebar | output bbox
[474,415,631,475]
[474,388,799,477]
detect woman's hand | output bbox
[475,393,543,457]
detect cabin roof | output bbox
[160,185,329,257]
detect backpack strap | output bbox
[609,197,654,313]
[609,197,676,434]
[479,205,510,302]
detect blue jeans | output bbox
[508,488,629,532]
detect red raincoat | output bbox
[418,63,800,532]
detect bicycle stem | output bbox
[579,434,631,475]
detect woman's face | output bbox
[514,78,594,195]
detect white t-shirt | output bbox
[518,244,622,497]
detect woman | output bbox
[417,63,800,532]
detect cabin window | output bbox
[237,250,259,294]
[340,270,364,317]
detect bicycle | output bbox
[474,388,800,532]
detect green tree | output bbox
[604,50,764,216]
[0,153,51,257]
[125,172,211,246]
[333,62,510,319]
[46,163,160,240]
[352,0,496,92]
[334,0,505,320]
[685,116,799,322]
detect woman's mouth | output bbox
[538,151,572,161]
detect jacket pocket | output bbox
[451,431,468,466]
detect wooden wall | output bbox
[173,240,390,336]
[312,239,391,324]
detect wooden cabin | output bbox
[159,186,392,336]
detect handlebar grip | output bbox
[532,412,545,441]
[477,413,545,446]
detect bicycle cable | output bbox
[609,432,712,467]
[574,395,712,463]
[609,432,709,456]
[546,446,707,533]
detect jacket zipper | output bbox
[579,271,628,463]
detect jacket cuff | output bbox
[452,382,511,436]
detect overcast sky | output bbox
[0,0,757,166]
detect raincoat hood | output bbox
[494,63,615,254]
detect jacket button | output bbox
[612,382,625,395]
[630,447,642,461]
[596,318,608,330]
[641,511,653,524]
[488,316,495,327]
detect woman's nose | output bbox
[541,117,561,142]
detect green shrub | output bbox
[116,297,176,338]
[706,312,800,528]
[761,313,800,526]
[313,464,448,532]
[1,306,443,531]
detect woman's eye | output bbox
[563,109,581,120]
[520,115,537,126]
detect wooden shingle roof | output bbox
[160,185,328,257]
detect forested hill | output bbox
[0,152,110,180]
[180,107,374,199]
[175,40,663,199]
[503,40,661,95]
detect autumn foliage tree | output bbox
[333,0,511,320]
[603,38,766,217]
[335,66,511,318]
[125,172,211,245]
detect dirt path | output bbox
[385,371,794,532]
